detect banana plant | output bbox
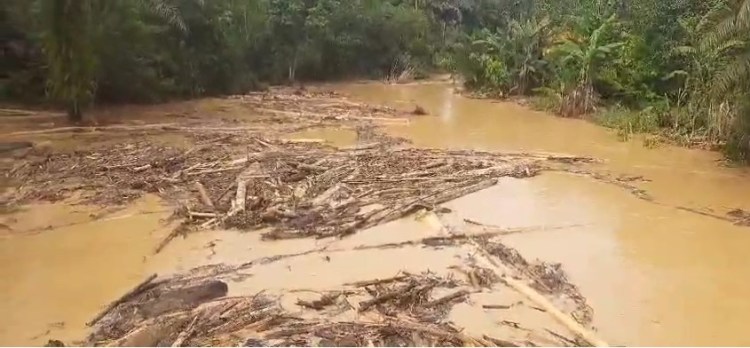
[548,13,623,116]
[467,16,551,94]
[507,17,551,94]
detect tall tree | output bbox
[42,0,97,122]
[269,0,308,82]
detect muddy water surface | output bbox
[0,195,174,345]
[336,82,750,346]
[3,81,750,346]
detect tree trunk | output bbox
[67,101,82,123]
[442,22,446,45]
[288,51,298,83]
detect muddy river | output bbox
[3,81,750,346]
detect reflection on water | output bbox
[337,82,750,346]
[439,86,455,123]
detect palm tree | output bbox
[42,0,97,122]
[665,8,744,138]
[703,0,750,95]
[41,0,188,122]
[700,0,750,160]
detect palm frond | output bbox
[142,0,187,32]
[737,0,750,32]
[552,41,585,64]
[588,13,617,49]
[696,2,731,33]
[712,51,750,96]
[717,39,746,54]
[703,15,740,49]
[702,0,750,50]
[673,45,697,56]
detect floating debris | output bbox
[83,235,600,347]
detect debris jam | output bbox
[1,88,606,346]
[85,233,600,347]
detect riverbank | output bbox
[528,95,734,159]
[453,82,740,161]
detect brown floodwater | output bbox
[334,82,750,346]
[0,195,174,345]
[2,81,750,346]
[146,211,576,346]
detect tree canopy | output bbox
[2,0,750,160]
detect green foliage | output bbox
[2,0,442,118]
[447,0,750,162]
[547,13,624,116]
[725,102,750,161]
[5,0,750,162]
[594,104,663,140]
[41,0,97,121]
[457,16,550,94]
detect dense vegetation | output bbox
[1,0,438,114]
[2,0,750,160]
[450,0,750,161]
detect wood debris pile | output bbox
[83,233,597,347]
[2,87,593,247]
[207,147,549,241]
[87,287,501,347]
[235,88,414,122]
[3,128,593,248]
[3,87,616,347]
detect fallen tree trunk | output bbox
[87,273,158,327]
[358,283,417,312]
[344,275,408,288]
[424,290,470,308]
[311,184,342,206]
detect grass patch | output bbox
[593,105,661,141]
[527,95,560,112]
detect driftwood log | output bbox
[87,273,159,327]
